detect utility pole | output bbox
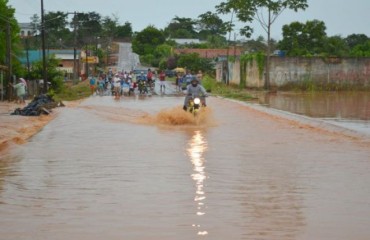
[85,44,89,79]
[41,0,48,93]
[67,11,78,84]
[6,21,12,100]
[25,37,31,81]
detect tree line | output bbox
[1,0,370,91]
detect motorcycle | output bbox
[186,95,206,116]
[138,80,148,94]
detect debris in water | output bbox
[11,94,64,116]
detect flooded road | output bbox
[260,91,370,135]
[1,95,370,240]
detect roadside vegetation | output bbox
[2,0,370,102]
[52,81,91,102]
[202,75,256,101]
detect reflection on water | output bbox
[260,91,370,120]
[187,130,208,236]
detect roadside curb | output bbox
[216,96,370,140]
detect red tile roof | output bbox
[174,48,243,58]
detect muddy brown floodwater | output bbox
[1,95,370,240]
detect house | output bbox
[18,49,82,80]
[170,38,203,45]
[19,23,36,37]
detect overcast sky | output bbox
[8,0,370,40]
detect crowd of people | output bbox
[88,68,208,109]
[89,69,151,99]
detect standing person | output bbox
[147,68,153,87]
[183,70,193,86]
[159,70,166,93]
[196,70,203,85]
[175,73,180,92]
[89,76,96,95]
[97,76,105,95]
[9,78,26,104]
[113,74,121,99]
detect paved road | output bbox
[117,42,140,72]
[1,94,369,240]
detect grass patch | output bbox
[202,75,255,101]
[52,80,91,101]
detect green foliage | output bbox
[345,34,369,49]
[53,81,91,101]
[197,11,228,36]
[177,53,214,73]
[140,54,155,67]
[132,26,165,56]
[154,44,172,58]
[350,40,370,57]
[323,35,349,57]
[116,21,133,38]
[202,75,254,101]
[0,0,21,65]
[216,0,308,38]
[28,56,64,93]
[278,20,327,56]
[158,59,167,70]
[255,52,265,79]
[243,35,267,53]
[164,16,197,38]
[240,52,265,79]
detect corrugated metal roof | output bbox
[18,50,81,64]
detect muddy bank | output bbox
[0,101,80,153]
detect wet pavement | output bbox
[259,91,370,136]
[1,91,370,239]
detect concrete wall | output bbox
[216,57,370,88]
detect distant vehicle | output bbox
[165,69,176,77]
[133,69,148,76]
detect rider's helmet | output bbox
[191,77,199,87]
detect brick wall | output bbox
[217,57,370,88]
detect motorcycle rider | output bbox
[183,77,208,111]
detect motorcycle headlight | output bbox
[193,98,201,105]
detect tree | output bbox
[344,34,369,49]
[244,35,267,53]
[132,26,165,56]
[132,26,165,66]
[323,35,349,57]
[44,11,71,48]
[177,53,214,73]
[164,16,197,38]
[101,15,119,40]
[197,11,228,38]
[116,21,133,39]
[74,12,102,47]
[216,0,308,89]
[350,40,370,57]
[29,56,64,93]
[0,0,21,86]
[278,20,327,56]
